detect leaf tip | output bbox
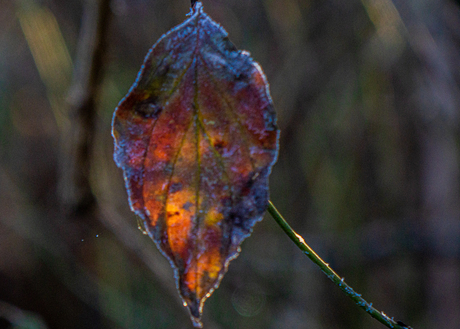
[191,317,203,328]
[184,297,204,328]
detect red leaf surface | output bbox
[112,2,279,326]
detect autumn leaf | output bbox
[112,2,279,327]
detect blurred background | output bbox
[1,0,460,328]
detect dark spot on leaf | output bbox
[221,197,232,208]
[229,212,243,228]
[169,182,183,193]
[168,211,180,217]
[235,72,248,81]
[183,201,193,211]
[220,36,237,53]
[263,105,276,131]
[136,102,162,118]
[213,139,227,151]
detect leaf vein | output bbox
[197,54,256,171]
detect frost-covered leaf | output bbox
[112,2,279,326]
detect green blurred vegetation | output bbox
[1,0,460,328]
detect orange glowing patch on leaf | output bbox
[112,2,279,327]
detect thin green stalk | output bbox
[267,201,412,329]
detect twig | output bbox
[267,201,413,329]
[60,0,111,217]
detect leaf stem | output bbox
[267,201,412,329]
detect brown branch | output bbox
[60,0,112,219]
[56,1,113,324]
